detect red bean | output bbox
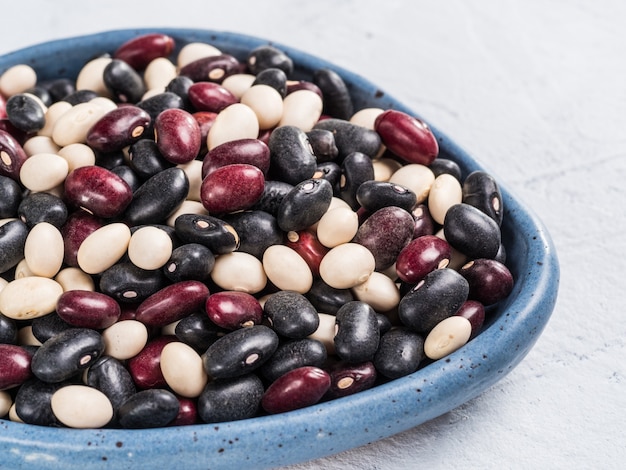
[205,291,263,330]
[0,344,33,390]
[60,210,103,267]
[0,128,28,180]
[200,163,265,214]
[179,54,241,83]
[56,290,121,330]
[285,230,329,277]
[169,395,198,426]
[188,82,238,113]
[64,166,133,218]
[86,105,151,153]
[154,108,202,164]
[201,138,270,178]
[325,360,377,399]
[459,258,514,305]
[261,366,331,414]
[113,33,176,71]
[455,300,486,338]
[127,335,177,389]
[395,235,452,284]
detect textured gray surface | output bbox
[2,1,624,468]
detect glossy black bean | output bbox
[443,203,501,259]
[373,327,425,379]
[31,328,104,383]
[136,92,184,134]
[312,68,353,120]
[86,355,136,411]
[462,171,504,226]
[334,301,380,363]
[124,167,189,226]
[41,78,75,103]
[103,59,146,103]
[356,180,417,213]
[376,313,393,335]
[202,325,279,379]
[313,118,382,161]
[111,164,142,192]
[128,139,174,181]
[341,152,375,210]
[0,219,28,273]
[307,129,338,163]
[197,374,264,423]
[313,161,342,196]
[5,93,45,133]
[165,75,194,110]
[94,149,126,170]
[247,45,293,76]
[31,312,72,344]
[62,89,99,105]
[429,158,463,181]
[14,378,65,426]
[259,338,327,383]
[305,278,354,315]
[117,388,180,429]
[252,68,288,97]
[24,86,52,107]
[174,213,239,255]
[221,210,283,259]
[324,360,377,399]
[268,125,316,185]
[0,313,17,344]
[0,175,22,218]
[398,268,469,333]
[264,291,320,339]
[175,311,228,352]
[164,243,215,283]
[99,261,167,303]
[495,242,507,264]
[17,192,68,229]
[276,178,333,232]
[249,180,294,216]
[179,54,241,83]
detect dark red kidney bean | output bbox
[175,311,228,352]
[247,45,293,76]
[261,366,330,414]
[267,125,316,185]
[14,378,64,426]
[252,67,288,97]
[154,108,201,164]
[17,192,68,229]
[334,301,380,363]
[264,291,320,339]
[462,171,504,226]
[221,210,283,260]
[455,300,486,338]
[0,313,18,344]
[0,118,29,143]
[31,328,105,383]
[306,129,338,163]
[202,138,270,178]
[124,167,189,225]
[135,280,210,328]
[443,203,501,259]
[340,152,375,210]
[31,312,72,344]
[63,89,99,105]
[127,335,177,389]
[305,278,354,315]
[250,180,294,216]
[64,165,133,218]
[0,344,33,390]
[202,325,279,379]
[285,230,328,277]
[87,105,151,153]
[164,243,215,283]
[0,219,28,273]
[0,175,22,218]
[5,93,45,133]
[60,209,103,267]
[128,138,174,181]
[197,374,264,423]
[398,268,469,333]
[286,80,323,98]
[169,395,198,426]
[0,128,28,180]
[187,82,238,113]
[459,258,514,305]
[206,291,263,330]
[352,206,415,271]
[136,91,184,132]
[193,111,217,155]
[313,118,382,161]
[118,388,180,429]
[412,204,436,238]
[56,290,121,330]
[356,180,417,213]
[259,338,327,383]
[179,54,241,83]
[313,68,353,120]
[113,33,176,71]
[103,59,146,103]
[324,360,377,399]
[373,327,425,379]
[99,261,167,303]
[395,235,452,284]
[374,110,439,166]
[429,158,462,181]
[86,355,136,412]
[200,163,265,214]
[165,75,194,111]
[313,161,342,196]
[174,213,239,255]
[42,77,75,102]
[277,178,333,232]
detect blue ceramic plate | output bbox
[0,28,559,469]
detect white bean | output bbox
[349,107,384,130]
[262,245,313,294]
[240,84,284,130]
[57,143,96,172]
[351,271,401,312]
[316,206,359,248]
[51,385,113,429]
[424,316,472,360]
[75,56,112,97]
[0,390,12,417]
[389,163,435,204]
[17,325,42,346]
[19,153,68,192]
[177,159,203,202]
[278,89,323,131]
[221,73,256,99]
[160,341,208,398]
[102,320,149,360]
[165,200,208,227]
[211,252,267,293]
[308,313,336,355]
[428,173,463,224]
[52,99,116,147]
[207,103,259,150]
[77,223,131,274]
[372,157,403,182]
[144,57,177,91]
[319,243,376,289]
[128,226,173,270]
[37,101,72,138]
[0,64,37,96]
[54,267,95,292]
[0,276,63,320]
[23,135,60,156]
[177,42,222,69]
[23,222,64,278]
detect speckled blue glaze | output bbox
[0,29,559,469]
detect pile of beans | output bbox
[0,33,514,429]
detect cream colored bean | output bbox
[428,173,463,225]
[17,325,42,346]
[144,57,177,91]
[221,73,256,99]
[319,243,376,289]
[207,103,259,150]
[23,135,60,156]
[14,259,35,279]
[435,228,468,270]
[0,64,37,96]
[240,84,284,130]
[278,89,323,132]
[165,200,208,227]
[128,226,173,270]
[75,56,112,96]
[77,223,131,275]
[316,206,359,248]
[102,320,149,360]
[161,320,180,336]
[160,341,209,398]
[211,252,267,294]
[38,101,73,137]
[0,390,12,417]
[349,107,385,130]
[51,385,113,429]
[262,245,313,294]
[424,315,472,360]
[24,222,64,278]
[177,42,222,69]
[54,267,95,292]
[0,276,63,320]
[0,277,7,293]
[52,99,116,147]
[310,196,352,232]
[351,271,401,312]
[9,403,23,423]
[308,313,336,355]
[389,163,435,204]
[19,153,69,192]
[372,157,403,182]
[178,159,203,202]
[58,143,96,172]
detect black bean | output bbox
[268,125,316,185]
[6,93,45,132]
[99,261,167,303]
[86,355,136,412]
[62,89,99,105]
[14,378,65,426]
[165,75,194,111]
[429,158,462,181]
[0,174,22,218]
[313,118,382,161]
[94,149,126,170]
[373,327,425,379]
[340,152,374,210]
[117,388,180,429]
[175,311,228,352]
[0,219,29,273]
[264,291,320,339]
[41,78,75,103]
[305,278,354,315]
[136,91,184,134]
[247,45,293,76]
[443,203,501,259]
[31,312,72,343]
[462,171,504,226]
[24,86,52,107]
[334,301,380,363]
[0,313,18,344]
[174,213,239,255]
[356,180,417,213]
[277,178,333,232]
[221,210,283,259]
[313,161,342,196]
[312,68,353,120]
[164,243,215,283]
[103,59,146,104]
[128,139,174,181]
[250,180,294,216]
[197,374,264,423]
[110,164,142,192]
[259,338,327,383]
[252,68,288,97]
[17,192,68,229]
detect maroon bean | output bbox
[154,108,201,164]
[412,204,436,238]
[193,111,217,156]
[261,366,330,414]
[205,291,263,330]
[459,258,514,305]
[455,300,486,338]
[395,235,452,284]
[86,105,151,153]
[113,33,176,71]
[324,361,377,399]
[285,230,329,277]
[127,335,177,389]
[179,54,241,83]
[134,280,210,328]
[60,210,103,267]
[201,138,270,178]
[286,80,323,98]
[56,290,121,330]
[200,163,265,214]
[374,109,439,166]
[0,344,33,390]
[188,82,238,113]
[169,395,198,426]
[0,128,28,180]
[64,166,133,218]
